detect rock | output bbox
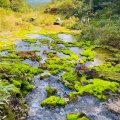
[39,63,47,70]
[19,117,26,120]
[43,50,50,54]
[54,17,61,25]
[102,102,120,114]
[28,109,36,116]
[63,97,69,102]
[40,73,51,80]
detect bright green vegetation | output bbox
[0,61,43,119]
[74,79,119,100]
[61,69,119,100]
[46,57,76,75]
[0,0,31,13]
[58,49,79,61]
[0,62,43,96]
[23,39,36,43]
[93,63,120,82]
[80,49,95,61]
[66,113,90,120]
[79,58,87,64]
[46,87,56,97]
[0,0,120,119]
[41,96,66,107]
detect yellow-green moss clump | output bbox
[69,79,119,100]
[46,87,57,97]
[66,113,90,120]
[80,49,95,61]
[41,96,66,107]
[46,58,76,75]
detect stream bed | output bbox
[15,34,120,120]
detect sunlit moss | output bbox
[41,96,66,107]
[66,113,90,120]
[81,49,95,60]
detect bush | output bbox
[0,0,10,9]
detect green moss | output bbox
[66,113,90,120]
[23,39,36,43]
[58,49,79,60]
[62,71,77,84]
[73,79,119,100]
[46,57,76,75]
[79,58,87,64]
[67,113,80,120]
[32,50,41,52]
[46,87,56,96]
[81,49,95,60]
[41,96,66,107]
[40,39,50,44]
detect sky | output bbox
[26,0,50,2]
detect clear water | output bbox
[13,34,120,120]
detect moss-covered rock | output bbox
[46,87,57,96]
[81,49,95,61]
[66,113,90,120]
[41,96,66,107]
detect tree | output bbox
[0,0,10,9]
[10,0,28,12]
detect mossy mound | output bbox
[80,49,95,61]
[46,87,57,96]
[41,96,66,107]
[66,113,90,120]
[46,58,76,75]
[69,79,119,100]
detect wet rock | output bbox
[102,102,120,114]
[39,63,47,70]
[84,69,98,78]
[40,73,51,80]
[63,97,69,103]
[28,109,36,116]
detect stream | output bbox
[14,34,120,120]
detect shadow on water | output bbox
[13,34,120,120]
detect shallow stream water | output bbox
[14,34,120,120]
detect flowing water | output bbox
[14,34,120,120]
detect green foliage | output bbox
[41,96,66,107]
[0,0,10,9]
[0,81,20,106]
[10,0,29,13]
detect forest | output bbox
[0,0,120,120]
